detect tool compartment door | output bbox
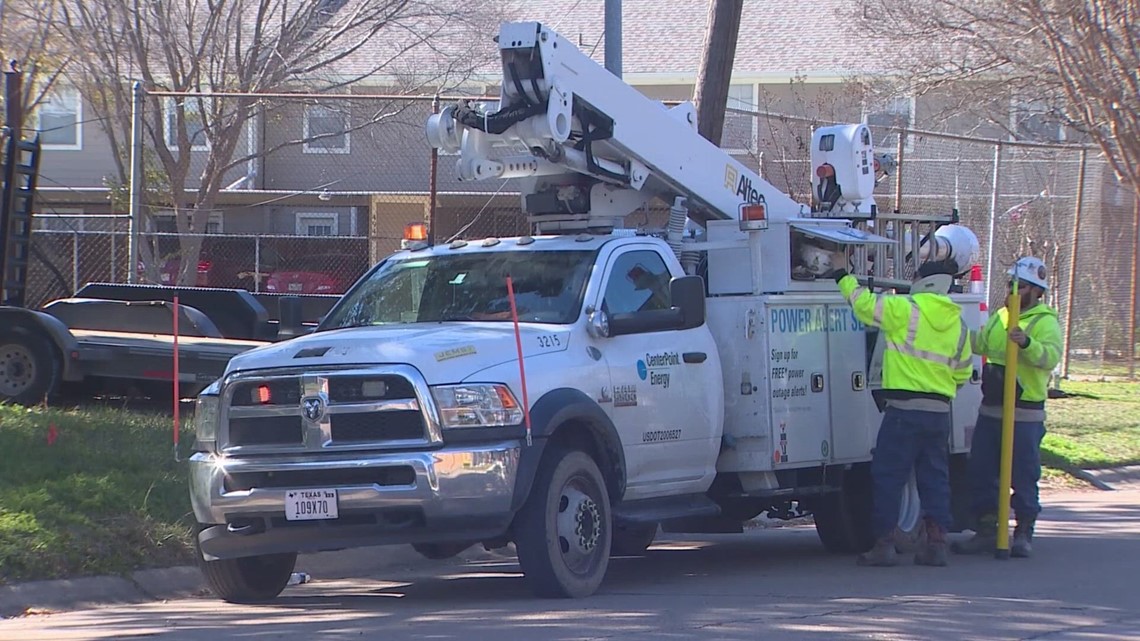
[766,301,831,466]
[825,304,876,462]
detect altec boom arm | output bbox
[426,21,809,232]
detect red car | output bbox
[264,254,351,294]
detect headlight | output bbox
[194,380,222,448]
[431,384,524,429]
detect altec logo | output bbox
[724,165,764,205]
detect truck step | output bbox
[613,493,721,524]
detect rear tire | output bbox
[611,521,658,557]
[198,551,297,604]
[812,465,922,554]
[0,328,60,406]
[514,448,612,598]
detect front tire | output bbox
[198,552,297,604]
[514,448,612,598]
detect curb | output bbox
[1074,464,1140,491]
[1,543,507,619]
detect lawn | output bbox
[1043,380,1140,470]
[0,404,196,584]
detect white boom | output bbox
[426,21,819,232]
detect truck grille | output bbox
[219,367,439,453]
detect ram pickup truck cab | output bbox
[190,232,724,600]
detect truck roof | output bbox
[396,231,668,258]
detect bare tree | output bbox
[49,0,501,284]
[0,0,72,121]
[859,0,1140,196]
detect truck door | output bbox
[592,245,717,499]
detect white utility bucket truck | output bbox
[187,21,985,602]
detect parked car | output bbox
[264,254,352,294]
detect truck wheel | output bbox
[514,448,612,598]
[412,542,474,560]
[198,552,297,604]
[0,329,60,406]
[611,521,657,557]
[812,465,922,554]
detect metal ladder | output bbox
[0,129,42,307]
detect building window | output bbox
[1010,98,1066,143]
[296,212,338,236]
[150,210,223,233]
[37,87,82,150]
[165,97,209,151]
[723,84,757,154]
[863,94,915,152]
[303,104,350,154]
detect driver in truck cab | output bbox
[828,260,973,567]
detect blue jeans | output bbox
[871,407,953,538]
[968,413,1046,522]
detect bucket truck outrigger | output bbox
[186,21,985,602]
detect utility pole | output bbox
[692,0,744,146]
[604,0,622,78]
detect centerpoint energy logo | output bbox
[637,351,680,389]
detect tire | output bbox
[412,542,474,560]
[812,464,921,554]
[0,328,60,406]
[611,521,658,557]
[514,448,612,598]
[198,552,297,604]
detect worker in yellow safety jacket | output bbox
[829,259,973,567]
[952,256,1062,559]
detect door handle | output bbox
[683,352,707,364]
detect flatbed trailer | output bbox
[1,283,340,405]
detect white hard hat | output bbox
[1007,256,1049,290]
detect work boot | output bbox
[914,519,949,567]
[857,537,899,567]
[951,514,997,555]
[1011,521,1035,558]
[893,521,924,555]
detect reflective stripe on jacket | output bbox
[973,303,1062,405]
[839,275,972,401]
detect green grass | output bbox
[1043,381,1140,470]
[0,404,196,584]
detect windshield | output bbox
[321,250,597,329]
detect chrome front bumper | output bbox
[189,441,521,560]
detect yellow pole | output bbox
[995,274,1021,559]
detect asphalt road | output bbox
[4,484,1139,641]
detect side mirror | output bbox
[670,275,706,330]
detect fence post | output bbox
[892,129,906,279]
[1130,192,1139,378]
[1061,148,1087,379]
[127,81,145,283]
[426,95,441,245]
[984,142,1004,305]
[71,231,79,294]
[254,235,261,293]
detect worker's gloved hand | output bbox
[1009,328,1031,349]
[821,269,849,282]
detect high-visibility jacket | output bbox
[839,275,972,402]
[973,303,1062,407]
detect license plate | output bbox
[288,283,304,292]
[285,489,339,521]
